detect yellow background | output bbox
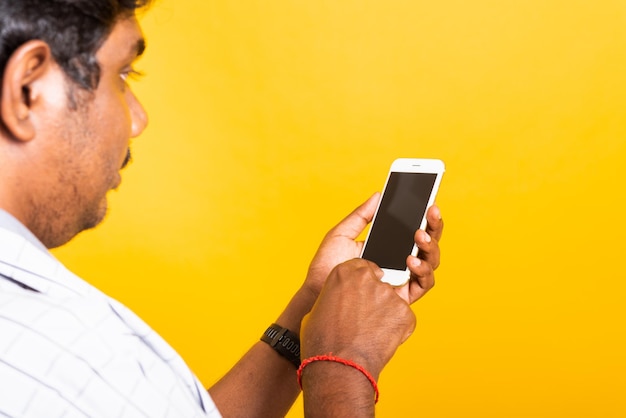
[53,1,626,416]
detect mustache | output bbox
[121,148,132,169]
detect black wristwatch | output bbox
[260,323,301,368]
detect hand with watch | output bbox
[213,196,443,418]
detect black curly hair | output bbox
[0,0,151,91]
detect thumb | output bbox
[329,192,380,240]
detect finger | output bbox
[405,255,435,304]
[407,256,435,290]
[425,204,444,243]
[414,229,440,270]
[394,283,411,304]
[327,192,380,240]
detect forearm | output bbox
[208,286,316,418]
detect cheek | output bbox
[93,92,134,154]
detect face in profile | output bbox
[33,15,149,247]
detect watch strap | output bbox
[260,323,301,368]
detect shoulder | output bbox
[0,283,219,417]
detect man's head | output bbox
[0,0,151,248]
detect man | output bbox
[0,1,443,417]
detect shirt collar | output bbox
[0,209,93,296]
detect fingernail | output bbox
[423,231,431,243]
[410,257,421,267]
[432,205,442,220]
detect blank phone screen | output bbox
[362,172,437,270]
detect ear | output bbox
[1,40,53,142]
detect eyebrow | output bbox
[122,37,146,62]
[134,38,146,59]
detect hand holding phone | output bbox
[360,158,445,286]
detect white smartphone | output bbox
[361,158,445,286]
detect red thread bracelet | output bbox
[297,354,380,404]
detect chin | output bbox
[81,199,109,232]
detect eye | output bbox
[120,67,145,82]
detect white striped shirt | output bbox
[0,211,221,417]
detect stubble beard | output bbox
[33,92,113,249]
[29,191,108,249]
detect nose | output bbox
[128,90,148,138]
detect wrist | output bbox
[298,354,379,403]
[302,349,382,382]
[261,324,301,368]
[300,358,377,416]
[276,285,318,334]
